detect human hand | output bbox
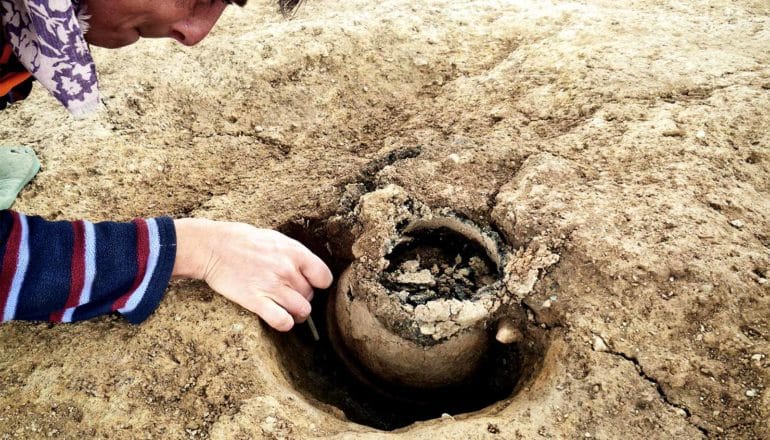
[172,218,333,331]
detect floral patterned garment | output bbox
[0,0,99,117]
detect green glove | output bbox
[0,146,41,210]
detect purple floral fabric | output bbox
[0,0,99,117]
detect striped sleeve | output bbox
[0,211,177,324]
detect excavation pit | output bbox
[270,186,552,430]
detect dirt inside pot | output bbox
[382,226,498,308]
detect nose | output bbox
[171,2,227,46]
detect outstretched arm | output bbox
[0,211,332,329]
[0,210,176,323]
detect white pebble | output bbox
[746,389,758,398]
[592,335,609,352]
[729,219,744,229]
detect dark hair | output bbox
[226,0,305,16]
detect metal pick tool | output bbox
[307,315,320,342]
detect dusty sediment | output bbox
[0,0,768,438]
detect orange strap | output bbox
[1,43,32,97]
[0,44,12,64]
[0,71,32,96]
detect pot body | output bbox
[330,267,489,389]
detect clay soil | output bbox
[1,0,769,438]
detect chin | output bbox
[85,31,140,49]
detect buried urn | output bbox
[328,185,526,390]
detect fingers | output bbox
[249,286,311,331]
[282,266,314,301]
[250,296,295,331]
[270,285,312,323]
[290,243,333,289]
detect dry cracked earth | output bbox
[1,0,769,438]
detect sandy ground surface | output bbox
[1,0,769,438]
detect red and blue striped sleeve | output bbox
[0,210,177,324]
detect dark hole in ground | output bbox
[270,218,546,431]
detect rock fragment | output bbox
[592,335,609,352]
[394,269,436,286]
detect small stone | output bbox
[454,268,471,278]
[729,219,744,229]
[695,129,706,139]
[400,260,420,272]
[232,323,244,333]
[660,119,684,137]
[745,389,758,398]
[496,318,522,344]
[750,353,765,362]
[448,153,460,163]
[592,335,609,352]
[420,324,436,335]
[394,269,435,286]
[662,129,684,137]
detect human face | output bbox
[82,0,230,49]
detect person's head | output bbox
[82,0,303,49]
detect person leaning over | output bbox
[0,0,331,329]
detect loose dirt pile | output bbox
[1,0,769,438]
